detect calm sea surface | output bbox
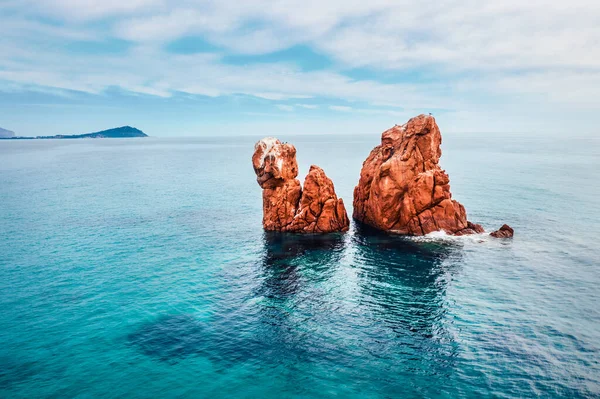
[1,134,599,398]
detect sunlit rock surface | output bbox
[353,114,509,236]
[252,138,349,233]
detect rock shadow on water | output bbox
[259,231,346,293]
[0,356,48,391]
[126,233,349,367]
[126,314,208,362]
[237,231,356,368]
[126,314,264,366]
[350,223,463,373]
[261,231,345,265]
[352,222,462,325]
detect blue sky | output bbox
[1,0,599,137]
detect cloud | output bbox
[16,0,164,21]
[29,0,596,74]
[328,105,408,117]
[276,104,294,111]
[0,38,460,108]
[1,19,98,41]
[315,1,600,72]
[329,105,353,112]
[1,0,600,135]
[115,7,240,43]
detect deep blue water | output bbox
[1,134,599,398]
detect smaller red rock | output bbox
[490,224,514,238]
[252,138,349,233]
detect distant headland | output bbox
[0,127,16,138]
[0,126,148,140]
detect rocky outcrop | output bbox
[490,224,514,238]
[252,138,349,233]
[353,114,507,236]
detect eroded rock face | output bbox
[353,114,484,236]
[252,138,349,233]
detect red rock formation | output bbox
[490,224,514,238]
[252,138,349,233]
[353,114,486,236]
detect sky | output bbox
[1,0,599,137]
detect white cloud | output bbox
[329,105,353,112]
[115,7,240,43]
[315,2,600,71]
[276,104,294,111]
[17,0,164,21]
[18,0,597,72]
[0,38,458,108]
[1,0,600,134]
[328,105,408,117]
[11,0,600,74]
[1,19,98,41]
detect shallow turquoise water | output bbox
[1,134,599,398]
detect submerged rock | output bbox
[353,114,509,237]
[490,224,514,238]
[252,138,349,233]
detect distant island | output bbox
[0,127,16,138]
[0,126,148,140]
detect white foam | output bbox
[409,230,492,244]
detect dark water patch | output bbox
[0,356,46,390]
[127,231,356,367]
[126,314,209,362]
[252,231,346,301]
[126,312,355,369]
[126,314,264,366]
[348,224,462,375]
[261,231,345,266]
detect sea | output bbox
[1,133,599,398]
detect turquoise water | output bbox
[1,135,599,398]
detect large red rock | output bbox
[252,138,349,233]
[353,114,489,236]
